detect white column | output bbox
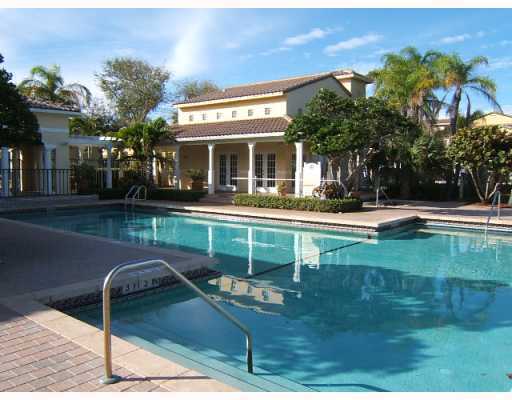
[105,143,113,189]
[1,147,10,197]
[247,142,255,195]
[294,141,304,198]
[152,150,158,185]
[174,146,181,189]
[207,143,215,195]
[44,145,54,195]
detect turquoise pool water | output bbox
[11,207,512,391]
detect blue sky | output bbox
[1,8,512,115]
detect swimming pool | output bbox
[10,206,512,391]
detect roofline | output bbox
[29,107,83,116]
[175,70,371,107]
[175,92,285,108]
[175,132,285,143]
[474,111,512,120]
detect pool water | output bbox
[11,207,512,391]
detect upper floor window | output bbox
[188,114,194,122]
[216,112,223,120]
[232,110,237,118]
[264,108,271,115]
[248,109,254,117]
[202,113,207,121]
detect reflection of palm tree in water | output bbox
[361,269,385,301]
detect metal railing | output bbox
[0,168,73,197]
[100,259,254,384]
[375,186,391,208]
[485,190,502,233]
[124,184,147,206]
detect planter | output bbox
[191,179,204,191]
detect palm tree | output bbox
[18,65,91,109]
[369,47,442,127]
[434,54,501,135]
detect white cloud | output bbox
[500,40,512,46]
[259,47,291,57]
[439,33,471,44]
[324,34,383,56]
[283,28,331,46]
[165,11,215,79]
[488,57,512,70]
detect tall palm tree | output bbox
[369,47,442,126]
[18,65,91,109]
[434,54,501,135]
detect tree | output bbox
[369,47,442,126]
[18,64,91,109]
[97,58,170,125]
[284,89,420,195]
[434,54,501,135]
[116,117,170,181]
[69,99,121,136]
[447,125,512,202]
[0,54,40,147]
[411,133,448,182]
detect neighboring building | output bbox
[472,112,512,128]
[0,98,116,197]
[158,70,372,196]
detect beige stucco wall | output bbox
[175,141,296,193]
[178,96,287,125]
[337,77,367,98]
[473,113,512,127]
[286,76,350,117]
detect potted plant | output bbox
[277,181,287,197]
[187,169,206,191]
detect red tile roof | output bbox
[25,97,80,113]
[175,70,367,105]
[166,117,290,141]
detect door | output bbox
[255,152,277,193]
[218,153,238,192]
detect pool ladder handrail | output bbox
[99,258,254,385]
[485,189,501,233]
[124,185,147,206]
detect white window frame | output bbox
[218,152,239,192]
[232,110,237,118]
[202,113,207,121]
[255,152,278,193]
[248,109,254,117]
[188,114,194,122]
[264,107,271,115]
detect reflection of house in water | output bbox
[208,275,299,315]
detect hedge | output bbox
[98,188,206,202]
[233,194,362,213]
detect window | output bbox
[248,109,254,117]
[188,114,194,122]
[267,153,276,187]
[219,155,227,186]
[230,154,238,186]
[297,107,303,115]
[255,154,264,187]
[264,108,271,115]
[232,110,237,118]
[216,112,222,120]
[202,113,207,121]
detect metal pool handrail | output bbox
[99,258,254,384]
[485,190,502,233]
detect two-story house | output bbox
[158,69,372,197]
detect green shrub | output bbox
[72,164,98,194]
[233,194,362,213]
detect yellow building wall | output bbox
[178,96,288,125]
[336,77,367,98]
[473,113,512,127]
[286,76,350,116]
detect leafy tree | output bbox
[0,54,40,147]
[69,99,121,136]
[116,117,171,181]
[411,133,448,182]
[97,58,170,125]
[18,64,91,109]
[284,89,420,195]
[369,47,442,126]
[447,125,512,202]
[434,54,501,135]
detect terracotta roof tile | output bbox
[167,117,290,141]
[25,97,80,113]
